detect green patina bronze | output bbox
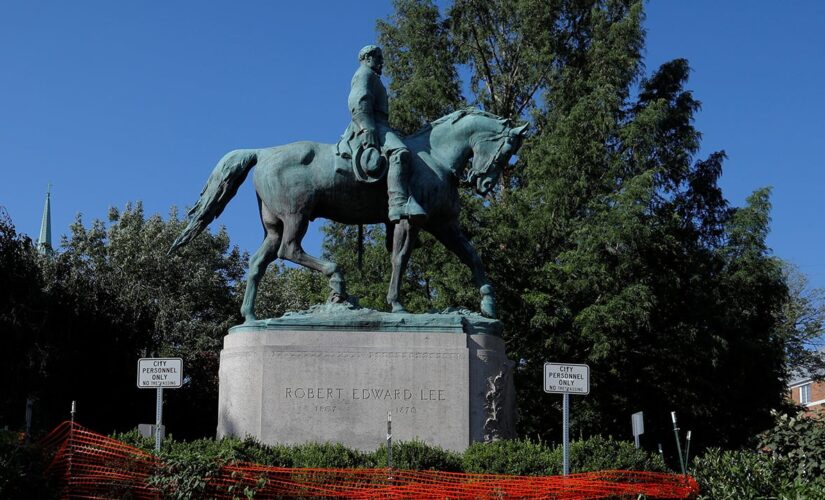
[229,303,503,336]
[170,45,527,325]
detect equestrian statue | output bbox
[170,45,527,323]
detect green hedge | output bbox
[113,429,665,475]
[4,428,666,498]
[691,448,825,500]
[690,412,825,500]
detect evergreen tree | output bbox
[377,0,464,135]
[366,0,796,451]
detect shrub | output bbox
[0,430,57,500]
[288,441,372,468]
[691,448,792,499]
[570,435,668,473]
[463,439,556,475]
[105,428,670,497]
[691,440,825,499]
[370,440,462,471]
[759,411,825,479]
[149,448,229,499]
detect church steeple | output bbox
[37,183,52,255]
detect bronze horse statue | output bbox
[170,108,527,322]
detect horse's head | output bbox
[467,122,529,196]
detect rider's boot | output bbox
[387,149,426,223]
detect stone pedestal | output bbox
[217,304,516,451]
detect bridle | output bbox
[466,131,513,186]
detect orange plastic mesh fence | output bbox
[41,421,699,499]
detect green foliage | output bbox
[114,430,664,495]
[372,440,463,471]
[569,435,667,473]
[371,0,797,453]
[0,431,56,500]
[463,439,556,475]
[251,264,326,319]
[321,223,396,311]
[378,0,464,135]
[288,442,372,469]
[691,412,825,499]
[691,448,797,500]
[149,448,230,499]
[462,436,665,476]
[691,448,825,500]
[777,263,825,375]
[759,412,825,480]
[0,203,254,437]
[0,210,48,429]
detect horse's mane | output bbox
[404,107,510,139]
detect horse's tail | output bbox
[169,149,258,253]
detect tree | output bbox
[0,203,251,437]
[0,209,48,429]
[377,0,464,135]
[370,0,794,452]
[47,203,246,437]
[251,263,327,318]
[777,262,825,377]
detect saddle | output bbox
[334,134,388,184]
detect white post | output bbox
[562,393,570,476]
[155,387,163,452]
[386,411,393,469]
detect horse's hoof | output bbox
[328,291,349,304]
[391,302,408,314]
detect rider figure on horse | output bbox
[345,44,426,222]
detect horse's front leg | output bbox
[386,220,418,313]
[429,222,496,318]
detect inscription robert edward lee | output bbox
[284,387,446,401]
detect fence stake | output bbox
[671,411,685,475]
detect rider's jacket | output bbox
[349,64,389,128]
[342,64,405,153]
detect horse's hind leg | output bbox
[241,204,282,323]
[278,213,348,302]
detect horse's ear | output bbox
[512,123,529,137]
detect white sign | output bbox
[137,358,183,388]
[632,411,644,436]
[543,362,589,395]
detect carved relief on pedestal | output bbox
[483,360,517,441]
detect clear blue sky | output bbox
[1,1,823,290]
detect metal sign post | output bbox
[671,411,686,475]
[155,387,164,452]
[544,362,590,476]
[137,358,183,452]
[562,393,570,474]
